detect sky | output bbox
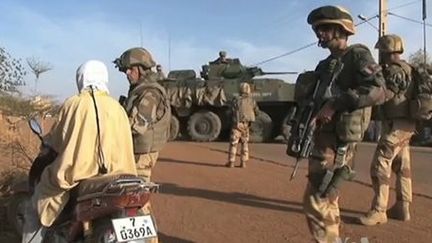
[1,0,431,101]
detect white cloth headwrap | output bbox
[76,60,109,93]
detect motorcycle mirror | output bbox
[28,118,43,138]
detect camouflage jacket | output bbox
[314,44,386,142]
[124,73,171,153]
[315,44,386,112]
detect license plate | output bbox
[111,215,157,242]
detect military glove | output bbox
[316,101,335,124]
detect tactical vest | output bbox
[316,44,374,142]
[234,96,255,123]
[382,61,414,119]
[335,107,371,142]
[125,79,171,154]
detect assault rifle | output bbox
[287,60,344,180]
[287,78,321,180]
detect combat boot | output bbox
[387,201,410,221]
[359,210,388,226]
[225,162,234,168]
[240,161,246,168]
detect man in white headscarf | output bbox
[22,60,137,242]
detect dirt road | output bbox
[1,128,432,243]
[152,142,432,243]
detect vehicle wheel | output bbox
[169,115,180,141]
[250,111,273,143]
[281,106,297,141]
[84,220,116,243]
[187,111,221,142]
[7,193,31,235]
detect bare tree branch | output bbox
[26,57,52,79]
[26,56,52,93]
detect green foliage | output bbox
[0,47,26,91]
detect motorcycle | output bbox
[7,118,159,242]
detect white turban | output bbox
[76,60,109,93]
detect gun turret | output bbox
[203,58,297,80]
[246,66,298,77]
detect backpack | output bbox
[233,96,256,123]
[391,61,432,120]
[408,64,432,120]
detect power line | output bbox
[251,1,421,66]
[252,42,317,66]
[389,12,432,27]
[252,18,376,66]
[388,0,421,11]
[358,14,379,31]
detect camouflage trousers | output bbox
[135,152,159,182]
[370,119,415,212]
[304,131,357,243]
[135,152,160,243]
[228,122,250,163]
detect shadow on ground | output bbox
[159,183,364,219]
[159,157,226,168]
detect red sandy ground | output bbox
[1,117,431,243]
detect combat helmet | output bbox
[240,82,251,95]
[307,5,355,35]
[114,47,156,72]
[375,34,404,54]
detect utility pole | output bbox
[378,0,388,63]
[378,0,388,37]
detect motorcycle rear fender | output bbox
[74,191,151,222]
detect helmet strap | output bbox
[317,25,347,48]
[138,66,153,80]
[138,66,146,78]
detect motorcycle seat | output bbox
[74,174,142,200]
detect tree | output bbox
[408,49,432,68]
[26,56,52,93]
[0,47,26,92]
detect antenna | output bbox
[140,21,143,47]
[168,32,171,71]
[423,0,427,65]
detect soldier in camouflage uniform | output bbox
[114,47,171,243]
[155,64,166,81]
[360,35,416,226]
[304,6,386,242]
[212,50,229,64]
[226,82,259,168]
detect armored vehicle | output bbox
[160,58,297,142]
